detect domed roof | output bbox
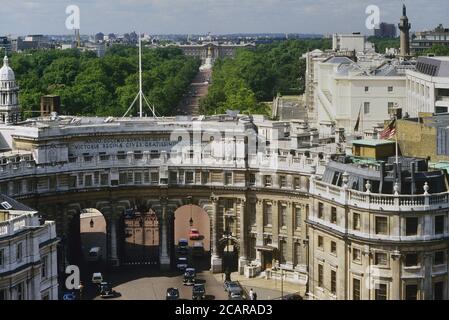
[0,56,15,81]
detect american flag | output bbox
[380,119,396,139]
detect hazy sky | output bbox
[1,0,448,36]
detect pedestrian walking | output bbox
[253,291,257,300]
[249,288,254,300]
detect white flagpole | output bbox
[139,33,143,118]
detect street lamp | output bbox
[89,218,94,228]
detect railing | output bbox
[0,213,38,237]
[311,179,449,211]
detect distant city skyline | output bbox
[1,0,448,36]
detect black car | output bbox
[100,282,115,298]
[166,288,180,300]
[183,268,196,285]
[192,284,205,300]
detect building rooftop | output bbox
[352,139,395,147]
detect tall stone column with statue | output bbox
[210,196,222,273]
[159,197,170,269]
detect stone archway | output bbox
[80,208,107,264]
[174,204,211,271]
[218,236,240,273]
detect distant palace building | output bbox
[176,41,255,64]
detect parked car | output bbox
[224,281,240,292]
[227,283,243,298]
[92,272,103,284]
[176,257,188,271]
[100,282,115,298]
[87,247,102,263]
[166,288,180,300]
[177,238,189,255]
[229,291,244,300]
[183,268,196,285]
[62,292,76,300]
[192,284,205,300]
[189,228,201,240]
[282,293,303,300]
[192,242,204,257]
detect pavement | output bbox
[212,271,305,300]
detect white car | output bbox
[92,272,103,284]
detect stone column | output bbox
[423,252,433,299]
[391,251,401,300]
[238,198,247,274]
[210,196,222,273]
[285,202,294,270]
[159,198,170,269]
[255,199,264,265]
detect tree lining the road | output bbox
[10,46,201,119]
[199,39,331,116]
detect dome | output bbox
[0,56,15,81]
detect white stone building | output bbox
[0,55,20,124]
[0,194,59,300]
[405,56,449,117]
[315,56,408,135]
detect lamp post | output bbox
[188,196,193,227]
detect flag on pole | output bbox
[380,118,396,139]
[354,104,362,132]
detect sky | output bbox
[0,0,448,36]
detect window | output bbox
[405,284,418,300]
[375,252,388,266]
[364,86,369,92]
[318,235,324,248]
[185,171,194,184]
[224,172,232,185]
[0,248,4,267]
[405,253,418,267]
[16,242,23,262]
[352,248,361,262]
[331,207,337,224]
[434,251,444,265]
[331,270,337,295]
[294,177,301,190]
[388,102,395,115]
[150,172,159,184]
[375,216,388,235]
[169,171,178,184]
[434,282,444,300]
[134,172,142,185]
[264,203,272,226]
[435,215,445,235]
[353,213,361,231]
[85,175,92,187]
[100,173,108,186]
[249,173,256,186]
[41,255,48,279]
[294,207,301,229]
[375,284,387,300]
[279,176,287,188]
[406,217,418,236]
[280,205,287,228]
[143,171,150,184]
[16,282,24,300]
[280,240,287,264]
[388,86,393,92]
[353,279,361,300]
[318,264,324,288]
[330,241,337,255]
[119,172,127,185]
[117,151,126,160]
[264,175,272,187]
[294,243,301,265]
[201,172,209,185]
[318,202,324,219]
[364,102,370,114]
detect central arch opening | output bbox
[173,204,211,271]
